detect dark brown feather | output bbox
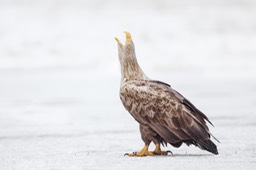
[120,79,218,154]
[116,32,218,154]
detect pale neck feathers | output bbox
[120,54,147,81]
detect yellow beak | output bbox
[115,31,132,46]
[124,31,132,43]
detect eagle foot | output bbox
[124,151,154,157]
[124,145,154,157]
[150,143,173,155]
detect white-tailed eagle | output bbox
[115,32,218,156]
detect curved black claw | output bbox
[124,152,137,156]
[166,150,173,155]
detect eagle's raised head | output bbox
[115,32,147,81]
[115,32,135,66]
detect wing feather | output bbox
[120,79,212,144]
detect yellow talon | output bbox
[124,144,172,157]
[124,145,154,157]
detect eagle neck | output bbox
[121,56,146,81]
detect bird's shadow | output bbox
[124,153,214,158]
[165,153,213,157]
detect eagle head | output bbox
[115,31,136,64]
[115,32,146,80]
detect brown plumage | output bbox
[115,32,218,156]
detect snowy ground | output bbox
[0,0,256,170]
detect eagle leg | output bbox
[124,145,154,157]
[150,143,173,155]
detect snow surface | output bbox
[0,0,256,170]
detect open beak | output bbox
[115,31,133,47]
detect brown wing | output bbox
[120,79,212,144]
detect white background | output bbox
[0,0,255,169]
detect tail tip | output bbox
[213,149,219,155]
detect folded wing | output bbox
[120,79,218,154]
